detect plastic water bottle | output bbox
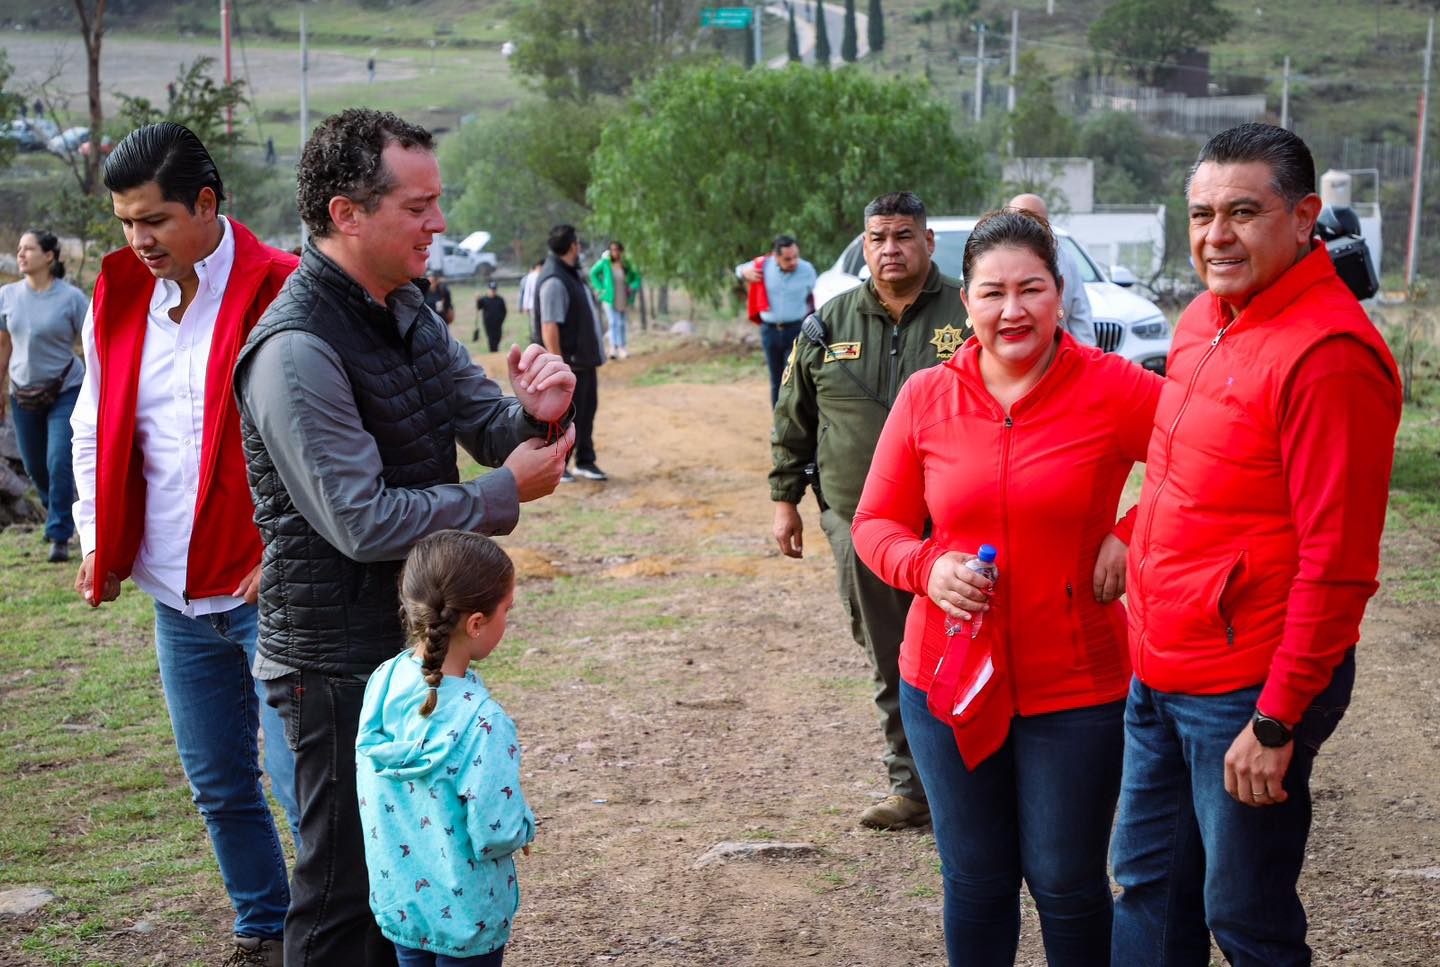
[944,544,998,639]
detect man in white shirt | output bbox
[70,123,298,967]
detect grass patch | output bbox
[0,527,287,966]
[631,346,761,388]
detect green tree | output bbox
[841,0,858,62]
[867,0,885,54]
[441,99,616,263]
[814,1,832,66]
[788,6,801,63]
[510,0,703,101]
[1088,0,1235,86]
[588,63,991,301]
[0,50,24,173]
[1008,51,1077,157]
[114,57,247,151]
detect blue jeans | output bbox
[901,681,1124,966]
[153,601,300,940]
[1110,650,1355,967]
[761,321,802,408]
[394,943,504,967]
[603,303,628,351]
[9,384,78,543]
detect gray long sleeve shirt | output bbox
[237,285,535,566]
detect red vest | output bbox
[1127,243,1400,694]
[89,220,297,604]
[746,256,768,324]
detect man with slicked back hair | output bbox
[71,121,300,967]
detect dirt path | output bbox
[1,33,413,115]
[6,341,1435,964]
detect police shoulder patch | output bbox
[824,341,861,362]
[780,340,799,386]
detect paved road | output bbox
[766,1,869,68]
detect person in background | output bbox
[1007,194,1096,347]
[0,229,88,562]
[518,259,543,325]
[532,224,607,483]
[589,239,641,359]
[357,531,535,967]
[424,268,455,325]
[771,191,965,832]
[70,122,301,967]
[476,280,507,352]
[1112,122,1403,966]
[852,208,1162,965]
[737,234,817,407]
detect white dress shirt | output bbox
[72,216,245,617]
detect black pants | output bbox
[572,365,598,467]
[266,670,397,967]
[483,316,504,353]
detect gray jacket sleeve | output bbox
[238,330,522,564]
[1060,250,1097,346]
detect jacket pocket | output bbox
[1211,550,1246,646]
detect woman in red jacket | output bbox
[851,209,1162,966]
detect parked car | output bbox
[47,126,90,156]
[2,117,60,152]
[427,231,499,279]
[813,216,1171,375]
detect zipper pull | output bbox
[1226,625,1236,646]
[1004,416,1013,428]
[1211,325,1229,347]
[890,325,900,356]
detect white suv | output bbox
[813,217,1171,375]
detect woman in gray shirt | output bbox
[0,229,88,562]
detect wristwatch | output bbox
[1251,710,1293,748]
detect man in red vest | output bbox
[1113,123,1402,964]
[69,122,298,967]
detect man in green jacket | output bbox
[770,191,969,830]
[589,240,642,360]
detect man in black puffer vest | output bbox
[234,109,575,967]
[531,224,608,481]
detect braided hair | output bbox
[398,531,515,717]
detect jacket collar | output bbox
[859,262,943,321]
[301,242,426,339]
[949,327,1082,416]
[1203,239,1337,333]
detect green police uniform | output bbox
[769,263,969,803]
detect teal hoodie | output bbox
[356,653,535,958]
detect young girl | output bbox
[357,531,535,967]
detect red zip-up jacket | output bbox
[852,334,1162,763]
[1127,242,1401,724]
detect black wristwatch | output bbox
[1251,710,1293,748]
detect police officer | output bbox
[770,191,969,830]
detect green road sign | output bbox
[701,6,754,28]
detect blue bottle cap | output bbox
[977,544,997,563]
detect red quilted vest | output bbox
[89,220,297,604]
[1127,243,1400,694]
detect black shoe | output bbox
[573,463,608,481]
[559,469,576,484]
[48,541,69,563]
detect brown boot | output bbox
[858,795,930,831]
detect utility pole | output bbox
[220,0,233,135]
[754,5,763,66]
[299,2,309,242]
[974,21,986,123]
[1007,9,1018,114]
[1280,55,1290,129]
[1407,16,1434,289]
